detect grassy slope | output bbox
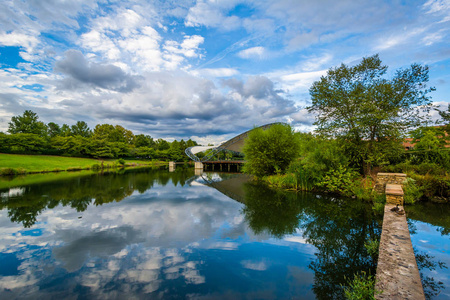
[0,153,165,173]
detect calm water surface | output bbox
[0,167,446,299]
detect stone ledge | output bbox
[385,184,404,196]
[377,173,407,177]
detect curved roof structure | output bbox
[185,122,282,162]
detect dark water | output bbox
[0,167,388,299]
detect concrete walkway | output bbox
[375,204,425,299]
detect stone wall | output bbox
[374,173,407,194]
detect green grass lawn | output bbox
[0,153,166,174]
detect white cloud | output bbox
[184,0,242,30]
[423,0,450,23]
[192,68,239,78]
[237,46,267,60]
[0,31,39,51]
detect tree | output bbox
[8,110,47,136]
[47,122,61,138]
[242,123,300,177]
[308,54,434,173]
[135,134,154,148]
[60,124,72,136]
[71,121,91,137]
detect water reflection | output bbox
[0,168,382,299]
[406,203,450,299]
[243,183,380,299]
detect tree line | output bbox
[0,110,197,161]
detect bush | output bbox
[243,124,300,178]
[286,160,315,191]
[403,177,423,204]
[264,173,298,190]
[318,165,359,196]
[117,158,126,166]
[411,173,450,200]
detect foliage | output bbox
[410,173,450,200]
[242,124,300,178]
[317,165,359,196]
[308,54,434,173]
[403,177,423,204]
[383,161,447,176]
[0,133,47,154]
[8,110,48,136]
[2,111,194,161]
[71,121,92,137]
[342,271,376,300]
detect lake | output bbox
[0,167,447,299]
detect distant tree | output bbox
[93,124,115,141]
[156,139,170,151]
[414,130,442,151]
[47,122,61,138]
[186,139,197,148]
[308,54,434,173]
[8,110,47,136]
[135,134,154,148]
[60,124,72,136]
[168,140,183,161]
[242,123,300,177]
[71,121,91,137]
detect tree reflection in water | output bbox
[0,167,194,228]
[242,182,381,299]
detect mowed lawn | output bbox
[0,153,163,173]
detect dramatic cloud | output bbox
[55,50,141,92]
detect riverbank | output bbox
[0,153,167,175]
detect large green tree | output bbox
[242,123,300,177]
[308,54,434,172]
[8,110,47,136]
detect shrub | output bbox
[91,164,101,170]
[403,177,423,204]
[411,173,450,200]
[117,158,126,166]
[318,165,359,196]
[351,177,377,201]
[287,160,315,191]
[242,124,300,178]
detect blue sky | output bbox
[0,0,449,144]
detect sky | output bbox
[0,0,449,144]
